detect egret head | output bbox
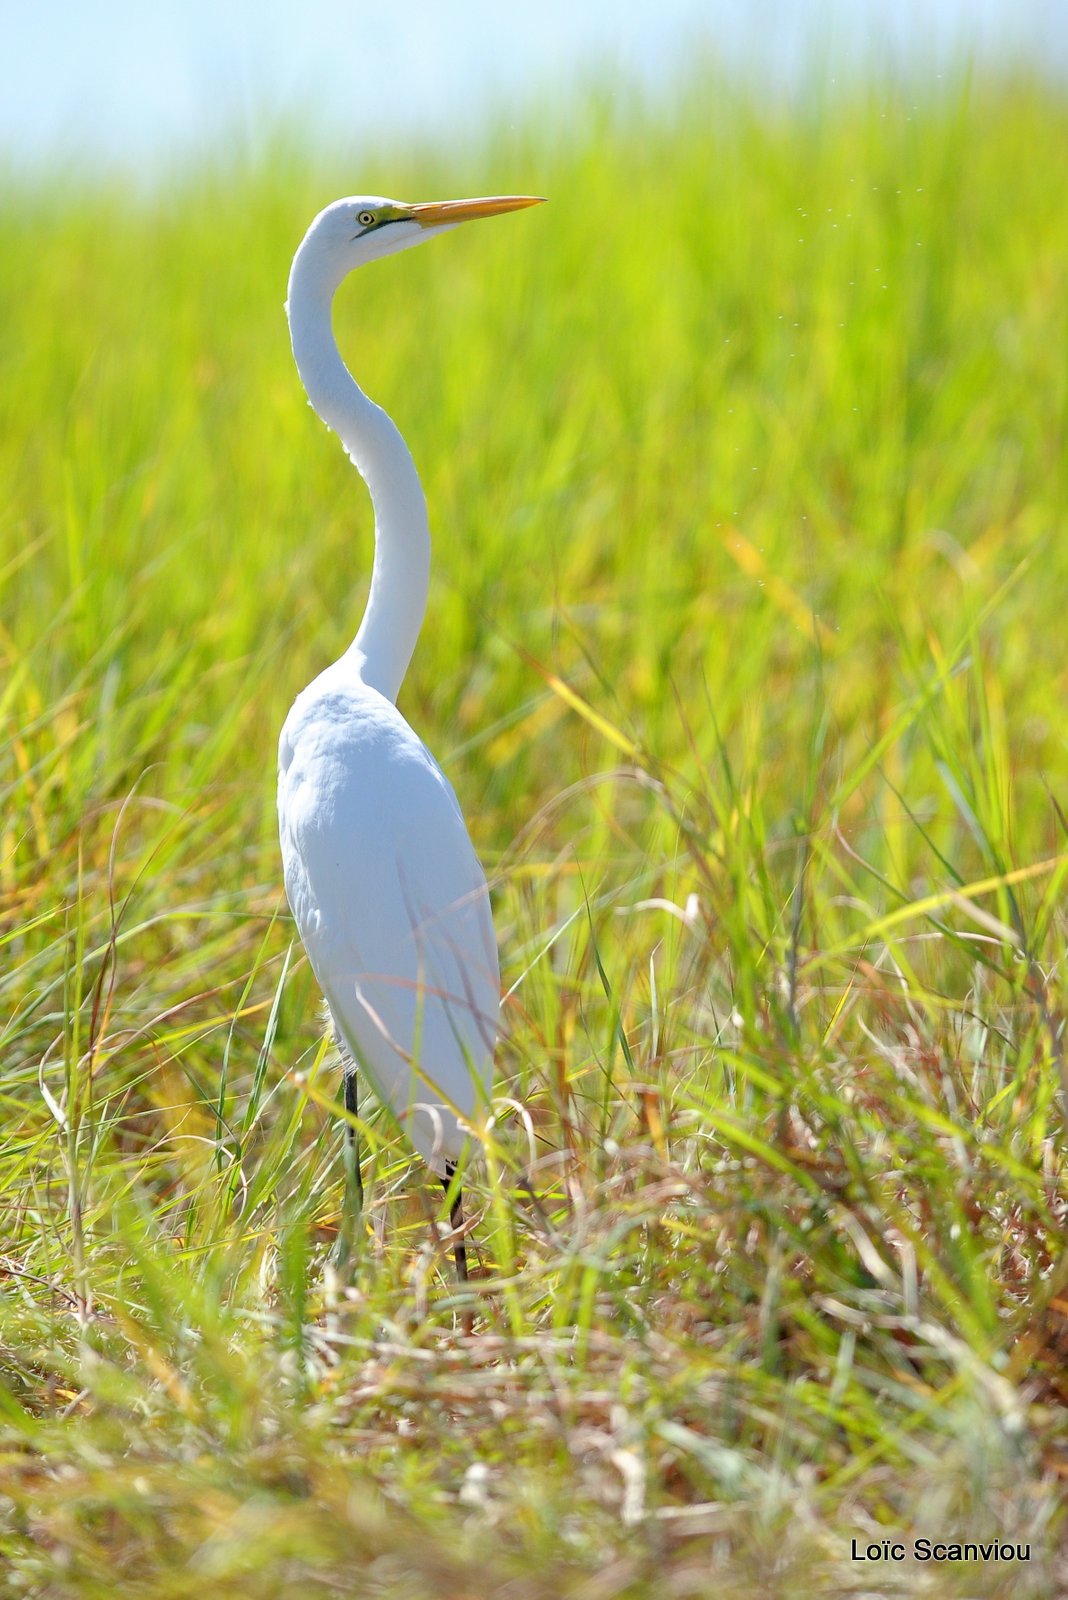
[293,193,545,293]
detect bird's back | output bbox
[278,669,500,1171]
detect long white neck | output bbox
[286,245,430,704]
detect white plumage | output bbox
[277,193,540,1186]
[278,664,499,1170]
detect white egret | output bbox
[277,193,542,1277]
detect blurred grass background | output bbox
[2,68,1067,1597]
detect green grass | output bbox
[2,67,1068,1597]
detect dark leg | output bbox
[344,1071,363,1210]
[335,1071,362,1270]
[442,1159,468,1282]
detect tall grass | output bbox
[2,69,1067,1597]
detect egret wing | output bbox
[278,681,499,1171]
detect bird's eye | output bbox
[357,210,376,228]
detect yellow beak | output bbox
[410,195,546,228]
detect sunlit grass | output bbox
[2,68,1067,1597]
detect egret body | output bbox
[277,193,541,1274]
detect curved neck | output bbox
[286,246,430,703]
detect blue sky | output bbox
[5,1,1065,176]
